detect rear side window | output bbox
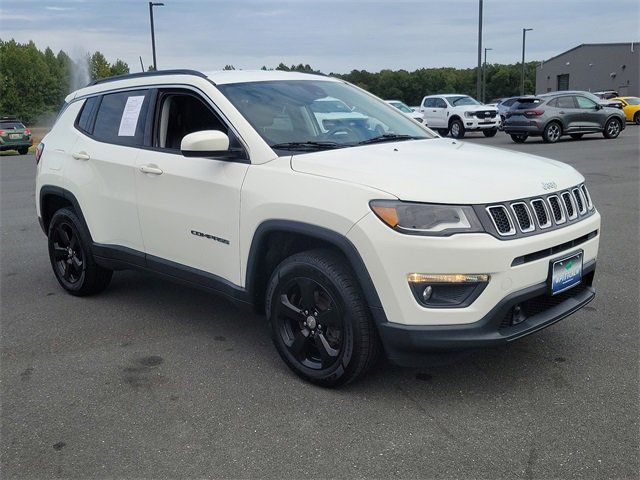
[514,99,543,109]
[556,96,576,109]
[76,97,100,134]
[92,90,150,146]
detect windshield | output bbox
[0,122,24,129]
[217,80,434,151]
[389,101,413,113]
[624,97,640,105]
[446,96,480,107]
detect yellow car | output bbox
[613,97,640,124]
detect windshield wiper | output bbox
[271,141,344,151]
[357,134,419,145]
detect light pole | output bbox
[521,28,533,95]
[149,2,164,71]
[476,0,483,100]
[482,47,492,103]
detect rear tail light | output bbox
[35,143,44,164]
[24,128,31,135]
[0,130,5,136]
[524,109,544,117]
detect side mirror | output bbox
[181,130,246,161]
[595,104,603,110]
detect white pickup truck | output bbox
[419,94,500,138]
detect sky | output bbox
[1,0,639,73]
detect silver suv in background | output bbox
[503,92,626,143]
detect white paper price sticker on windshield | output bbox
[118,95,145,137]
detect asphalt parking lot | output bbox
[1,127,638,479]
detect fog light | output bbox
[408,273,490,308]
[422,285,433,302]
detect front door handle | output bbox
[72,151,90,161]
[139,164,163,175]
[559,111,566,114]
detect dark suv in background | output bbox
[503,92,626,143]
[0,117,32,154]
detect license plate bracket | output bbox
[549,250,583,295]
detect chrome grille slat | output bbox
[572,188,586,214]
[561,191,577,220]
[510,202,535,233]
[530,198,552,229]
[486,206,516,236]
[581,184,593,210]
[547,195,566,224]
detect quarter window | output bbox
[575,96,597,109]
[92,90,150,146]
[76,96,100,134]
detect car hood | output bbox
[451,104,498,112]
[290,138,583,204]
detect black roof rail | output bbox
[87,69,208,87]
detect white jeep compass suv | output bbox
[36,70,600,386]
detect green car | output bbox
[0,117,33,154]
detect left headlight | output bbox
[370,200,484,236]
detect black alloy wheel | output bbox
[266,250,380,387]
[50,220,86,288]
[603,118,621,139]
[510,133,528,143]
[274,276,344,371]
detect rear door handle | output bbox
[72,151,90,161]
[139,164,163,175]
[559,111,565,114]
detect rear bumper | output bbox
[503,124,543,135]
[378,261,595,366]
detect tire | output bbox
[570,133,584,140]
[603,117,622,139]
[18,147,29,155]
[449,119,465,139]
[437,128,449,136]
[265,249,380,387]
[510,133,528,143]
[48,208,112,296]
[483,129,498,137]
[542,121,562,143]
[634,112,640,125]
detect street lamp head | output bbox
[150,2,164,6]
[524,28,533,32]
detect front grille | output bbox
[561,192,576,219]
[499,281,590,329]
[475,110,497,119]
[511,202,534,232]
[487,206,515,235]
[484,184,595,238]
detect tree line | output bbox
[1,38,537,125]
[0,39,129,124]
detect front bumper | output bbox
[464,117,500,130]
[378,261,595,365]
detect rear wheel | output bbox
[18,147,29,155]
[603,117,622,139]
[48,208,112,296]
[449,119,465,139]
[483,129,498,137]
[570,133,584,140]
[510,133,528,143]
[266,250,380,387]
[543,122,562,143]
[437,128,449,136]
[634,112,640,125]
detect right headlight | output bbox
[370,200,484,236]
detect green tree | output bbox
[109,59,130,77]
[89,51,112,81]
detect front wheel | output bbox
[449,119,465,139]
[634,112,640,125]
[510,133,528,143]
[48,208,113,296]
[483,129,498,137]
[437,128,449,136]
[266,250,380,387]
[603,118,622,139]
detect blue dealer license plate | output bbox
[551,251,583,295]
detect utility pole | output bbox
[521,28,533,95]
[483,47,492,103]
[149,2,165,71]
[476,0,483,100]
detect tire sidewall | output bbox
[543,122,561,143]
[266,257,362,385]
[604,118,621,138]
[634,112,640,125]
[450,119,464,139]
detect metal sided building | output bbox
[536,43,639,96]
